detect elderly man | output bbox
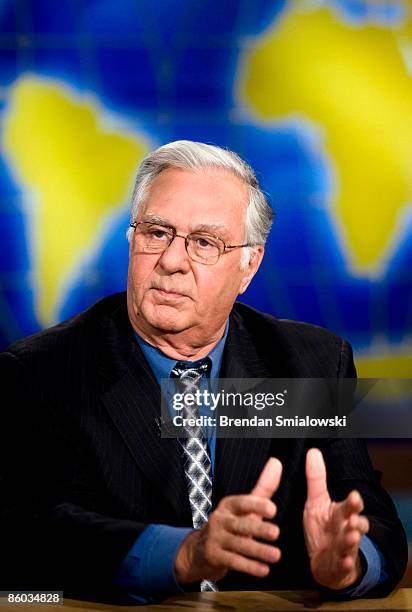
[0,141,406,604]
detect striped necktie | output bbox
[171,359,218,592]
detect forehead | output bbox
[140,167,248,234]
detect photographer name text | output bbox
[172,415,347,428]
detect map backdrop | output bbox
[0,0,411,552]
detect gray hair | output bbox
[127,140,273,267]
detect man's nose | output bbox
[157,234,191,273]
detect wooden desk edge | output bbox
[0,588,411,611]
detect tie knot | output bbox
[171,359,211,409]
[170,358,211,387]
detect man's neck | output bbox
[131,324,227,361]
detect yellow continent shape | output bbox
[238,1,412,277]
[3,76,148,325]
[356,348,412,378]
[238,2,412,375]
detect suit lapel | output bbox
[97,297,283,517]
[99,298,191,523]
[212,307,273,506]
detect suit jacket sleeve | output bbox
[0,350,145,601]
[317,339,408,597]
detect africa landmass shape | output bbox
[239,0,412,276]
[238,0,412,376]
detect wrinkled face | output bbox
[127,167,263,344]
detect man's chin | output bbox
[143,306,192,334]
[152,319,187,333]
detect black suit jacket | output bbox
[0,292,407,602]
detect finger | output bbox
[221,495,277,518]
[331,522,365,559]
[338,516,369,558]
[218,549,271,578]
[334,491,364,523]
[341,554,357,572]
[251,457,283,499]
[342,529,362,555]
[306,448,329,502]
[223,514,279,541]
[346,514,369,535]
[334,525,363,560]
[221,532,281,564]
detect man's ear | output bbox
[239,246,264,295]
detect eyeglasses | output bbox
[129,221,251,265]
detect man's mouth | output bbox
[152,287,188,299]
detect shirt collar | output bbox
[134,321,229,385]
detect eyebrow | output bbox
[141,214,230,238]
[193,223,229,237]
[141,214,174,227]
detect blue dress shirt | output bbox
[115,324,386,602]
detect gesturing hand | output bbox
[303,448,370,590]
[174,457,283,584]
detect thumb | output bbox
[306,448,329,502]
[251,457,283,498]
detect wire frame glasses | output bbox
[129,221,250,265]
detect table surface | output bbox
[1,589,411,611]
